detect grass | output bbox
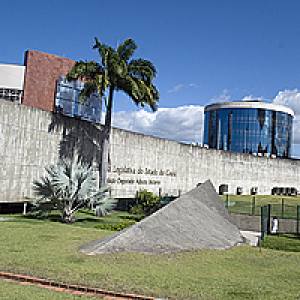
[1,216,300,299]
[263,234,300,252]
[10,210,140,231]
[0,280,100,300]
[222,194,300,219]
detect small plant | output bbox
[32,159,116,223]
[119,214,144,222]
[159,195,177,206]
[94,219,136,231]
[130,190,161,216]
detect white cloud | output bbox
[272,89,300,145]
[241,95,264,102]
[211,88,231,102]
[273,89,300,115]
[188,83,199,88]
[112,105,204,143]
[167,83,199,93]
[109,89,300,157]
[167,84,184,93]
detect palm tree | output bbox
[32,160,116,223]
[67,38,159,186]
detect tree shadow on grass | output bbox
[21,212,106,227]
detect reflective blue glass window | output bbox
[55,76,101,124]
[203,107,292,158]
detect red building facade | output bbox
[22,50,75,112]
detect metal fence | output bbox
[226,198,300,235]
[224,195,300,220]
[259,204,300,237]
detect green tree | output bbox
[67,38,159,186]
[32,160,116,223]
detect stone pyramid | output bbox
[80,180,243,254]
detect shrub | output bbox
[94,220,136,231]
[130,190,160,216]
[119,214,144,222]
[32,159,116,223]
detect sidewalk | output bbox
[240,231,261,246]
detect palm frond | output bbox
[119,76,141,100]
[93,38,107,62]
[95,198,118,217]
[96,73,109,98]
[79,81,98,101]
[117,38,137,62]
[66,61,102,81]
[93,38,115,68]
[119,76,159,111]
[33,176,56,200]
[128,59,157,82]
[71,38,159,113]
[32,160,116,220]
[107,51,127,81]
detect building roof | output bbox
[204,101,294,117]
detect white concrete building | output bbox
[0,63,25,102]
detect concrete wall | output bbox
[2,100,300,203]
[109,129,300,198]
[0,100,101,202]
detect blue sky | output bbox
[2,0,300,153]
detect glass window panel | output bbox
[204,107,292,158]
[55,76,101,124]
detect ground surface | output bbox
[0,279,100,300]
[1,216,300,300]
[262,234,300,252]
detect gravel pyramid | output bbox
[81,180,243,254]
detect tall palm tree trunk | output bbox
[99,85,114,187]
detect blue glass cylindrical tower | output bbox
[203,101,294,158]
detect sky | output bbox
[2,0,300,155]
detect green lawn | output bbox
[263,234,300,252]
[1,216,300,299]
[10,210,139,231]
[0,280,100,300]
[222,194,300,219]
